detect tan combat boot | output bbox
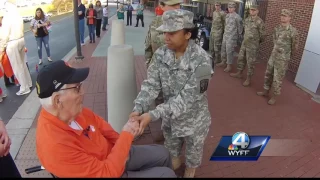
[184,167,196,178]
[224,64,232,72]
[230,70,243,78]
[172,156,182,170]
[242,76,251,87]
[216,61,226,67]
[257,89,269,96]
[268,95,277,105]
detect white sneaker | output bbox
[48,57,53,62]
[81,43,85,46]
[16,89,31,96]
[39,59,43,65]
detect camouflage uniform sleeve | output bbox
[259,19,266,43]
[237,15,244,36]
[291,28,299,56]
[145,24,153,66]
[132,51,162,115]
[148,55,212,122]
[272,27,277,45]
[221,12,226,34]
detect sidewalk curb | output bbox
[7,13,117,160]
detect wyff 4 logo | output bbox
[228,132,250,156]
[210,132,271,161]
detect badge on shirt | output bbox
[200,79,209,93]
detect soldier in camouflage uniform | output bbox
[144,0,181,142]
[257,9,299,105]
[131,9,213,178]
[216,2,243,73]
[230,5,265,87]
[209,2,226,64]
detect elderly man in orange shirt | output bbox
[35,60,176,178]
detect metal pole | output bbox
[73,0,84,61]
[241,0,247,19]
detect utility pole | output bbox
[73,0,84,61]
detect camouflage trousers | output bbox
[237,44,259,77]
[209,34,223,64]
[221,37,238,65]
[162,124,210,168]
[263,54,289,96]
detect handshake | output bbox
[122,112,152,138]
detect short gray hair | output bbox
[39,85,67,108]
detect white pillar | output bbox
[110,20,125,46]
[107,45,137,133]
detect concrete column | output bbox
[107,45,137,133]
[110,20,125,46]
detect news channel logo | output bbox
[210,132,270,161]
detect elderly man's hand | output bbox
[122,118,140,137]
[129,112,140,119]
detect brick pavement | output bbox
[14,12,320,178]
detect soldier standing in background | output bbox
[144,0,181,142]
[131,9,213,178]
[257,9,299,105]
[230,4,265,86]
[216,2,243,73]
[209,2,226,65]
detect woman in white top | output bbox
[102,5,108,31]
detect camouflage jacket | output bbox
[144,16,165,67]
[210,10,226,38]
[243,16,265,48]
[133,40,213,137]
[272,24,299,60]
[224,12,243,41]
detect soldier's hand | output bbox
[136,113,151,135]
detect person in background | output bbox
[30,8,53,65]
[135,1,144,27]
[86,4,97,43]
[95,1,103,38]
[0,119,21,178]
[126,2,134,26]
[117,4,125,20]
[155,2,164,16]
[102,5,108,31]
[78,0,86,46]
[0,9,14,87]
[0,0,32,96]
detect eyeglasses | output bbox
[60,83,83,93]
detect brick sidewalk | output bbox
[14,11,320,178]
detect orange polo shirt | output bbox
[36,107,134,178]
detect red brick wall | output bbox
[258,0,315,73]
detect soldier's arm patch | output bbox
[200,79,209,93]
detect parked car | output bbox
[22,16,33,23]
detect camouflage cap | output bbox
[281,9,293,17]
[228,2,236,8]
[215,1,221,5]
[250,4,259,10]
[160,0,181,6]
[156,9,195,32]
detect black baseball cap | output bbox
[36,60,89,99]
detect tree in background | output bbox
[52,0,73,14]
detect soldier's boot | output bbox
[256,89,269,97]
[242,76,251,87]
[172,156,182,170]
[268,95,277,105]
[216,61,226,67]
[184,167,196,178]
[224,64,232,72]
[230,70,242,78]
